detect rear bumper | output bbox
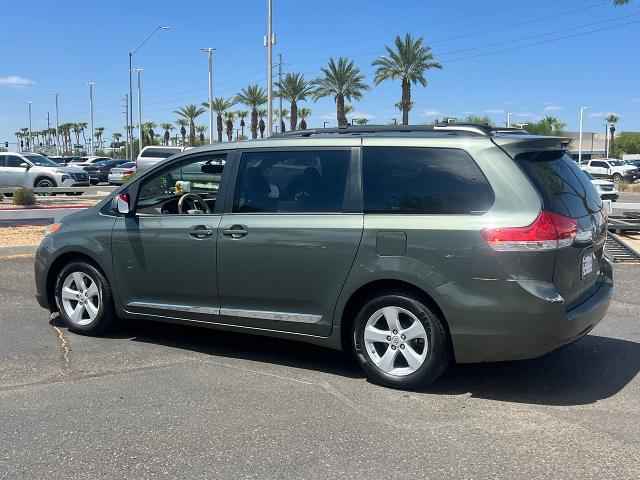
[452,259,614,363]
[601,193,619,201]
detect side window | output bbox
[233,150,351,213]
[6,156,25,168]
[591,161,606,168]
[137,154,225,215]
[0,155,5,167]
[362,147,494,215]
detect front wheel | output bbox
[353,293,451,389]
[54,262,115,335]
[613,173,623,184]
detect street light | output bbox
[266,0,273,137]
[201,48,216,144]
[88,82,96,155]
[578,106,589,166]
[136,69,144,155]
[129,25,169,159]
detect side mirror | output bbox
[20,162,30,169]
[113,193,131,215]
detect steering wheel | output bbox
[178,193,211,214]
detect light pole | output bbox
[55,94,60,155]
[129,25,169,160]
[201,48,216,144]
[266,0,273,137]
[136,69,144,155]
[88,82,96,155]
[506,112,512,128]
[27,102,32,152]
[578,106,589,166]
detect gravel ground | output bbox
[0,226,45,247]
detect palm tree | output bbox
[77,122,88,147]
[174,104,206,145]
[224,112,235,142]
[258,109,267,138]
[606,114,619,154]
[71,123,81,149]
[205,97,235,142]
[196,125,207,143]
[112,133,122,149]
[373,34,442,125]
[312,57,369,127]
[160,123,174,146]
[95,127,105,150]
[237,111,249,137]
[236,85,267,139]
[275,73,313,131]
[298,108,311,130]
[175,119,188,146]
[354,118,369,126]
[142,122,157,145]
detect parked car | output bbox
[84,159,129,184]
[35,125,612,389]
[67,155,111,167]
[136,146,183,173]
[107,162,136,185]
[581,158,640,183]
[0,152,90,189]
[583,172,619,201]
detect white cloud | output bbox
[0,75,35,87]
[422,110,442,117]
[349,111,375,120]
[544,104,563,112]
[589,111,620,119]
[484,109,505,115]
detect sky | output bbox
[1,0,639,147]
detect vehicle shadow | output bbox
[87,317,639,406]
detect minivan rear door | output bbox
[510,148,606,308]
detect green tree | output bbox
[525,116,566,135]
[611,133,640,158]
[373,34,442,125]
[95,127,105,149]
[464,115,494,126]
[312,57,369,127]
[298,108,311,130]
[276,73,313,131]
[237,111,248,137]
[224,112,235,142]
[205,97,235,143]
[606,114,619,154]
[258,109,267,138]
[174,104,206,145]
[175,119,188,146]
[143,122,157,145]
[160,123,174,146]
[196,125,207,144]
[236,85,267,139]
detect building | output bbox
[564,131,608,162]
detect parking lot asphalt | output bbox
[1,255,639,479]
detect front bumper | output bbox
[452,259,614,363]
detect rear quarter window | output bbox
[362,147,494,214]
[515,151,601,218]
[140,148,180,158]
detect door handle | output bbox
[189,225,214,239]
[222,225,248,238]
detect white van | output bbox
[136,146,183,173]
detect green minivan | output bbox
[35,125,613,388]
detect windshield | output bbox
[22,154,59,167]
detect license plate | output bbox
[581,252,594,279]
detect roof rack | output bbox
[274,123,530,138]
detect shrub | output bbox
[13,188,37,206]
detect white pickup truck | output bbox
[581,158,640,184]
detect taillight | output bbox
[482,211,577,252]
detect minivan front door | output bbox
[217,148,363,337]
[111,153,226,322]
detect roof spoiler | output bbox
[492,135,571,158]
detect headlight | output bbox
[43,223,62,236]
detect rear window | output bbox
[362,147,494,214]
[515,151,601,218]
[140,148,180,158]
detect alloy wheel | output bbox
[60,271,101,326]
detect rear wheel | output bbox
[54,261,115,335]
[34,177,57,196]
[613,173,623,184]
[353,293,450,389]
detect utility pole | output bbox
[137,69,144,155]
[266,0,274,137]
[89,82,96,155]
[27,102,32,152]
[47,112,50,148]
[201,48,215,144]
[506,112,512,128]
[278,53,283,132]
[578,106,589,166]
[123,94,129,161]
[55,94,60,155]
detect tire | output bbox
[35,177,57,188]
[613,173,623,184]
[54,261,115,335]
[353,293,450,389]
